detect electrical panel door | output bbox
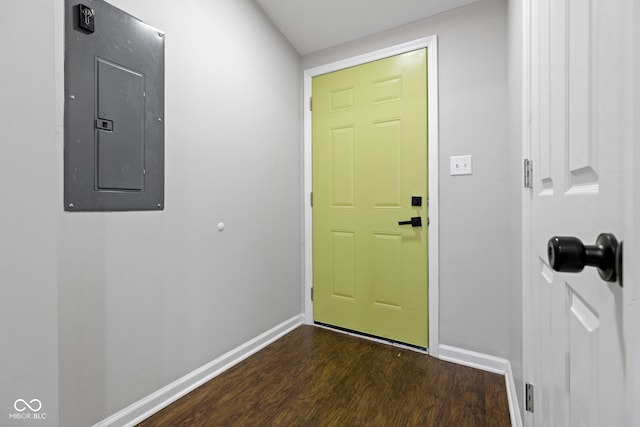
[64,0,164,211]
[96,58,145,191]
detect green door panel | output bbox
[312,49,428,347]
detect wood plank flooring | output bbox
[137,325,511,426]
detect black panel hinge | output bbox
[524,159,533,189]
[310,192,313,207]
[311,287,314,301]
[310,97,313,111]
[525,383,534,412]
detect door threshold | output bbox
[314,322,429,354]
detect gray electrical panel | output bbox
[64,0,164,211]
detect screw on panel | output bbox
[68,203,74,209]
[156,204,162,208]
[158,117,163,122]
[69,95,75,100]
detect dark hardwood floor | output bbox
[137,325,511,426]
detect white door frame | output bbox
[519,0,533,425]
[302,36,440,354]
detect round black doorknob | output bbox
[547,233,620,284]
[547,236,585,272]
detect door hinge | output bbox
[310,192,313,207]
[310,97,313,111]
[524,159,533,189]
[311,287,314,301]
[525,383,534,412]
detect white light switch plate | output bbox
[450,155,472,175]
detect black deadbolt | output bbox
[547,233,622,285]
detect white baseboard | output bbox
[438,344,508,374]
[438,344,522,427]
[93,314,304,427]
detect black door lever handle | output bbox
[398,217,422,227]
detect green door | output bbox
[312,49,428,347]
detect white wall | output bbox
[303,0,516,360]
[0,1,59,425]
[2,0,303,425]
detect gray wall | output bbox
[303,0,516,361]
[1,0,303,426]
[58,0,302,425]
[0,1,59,425]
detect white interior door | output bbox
[527,0,635,426]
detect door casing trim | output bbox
[302,35,440,354]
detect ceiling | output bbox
[254,0,480,55]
